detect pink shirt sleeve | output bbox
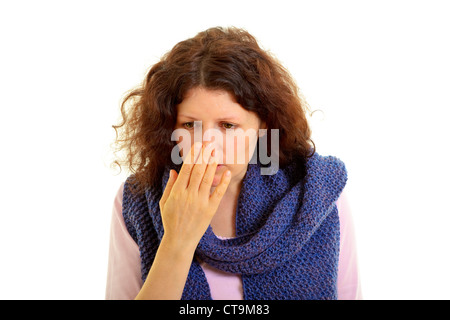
[105,183,362,300]
[336,190,363,300]
[105,183,142,300]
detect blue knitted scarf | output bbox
[122,152,347,300]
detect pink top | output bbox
[105,182,362,300]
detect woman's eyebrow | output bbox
[178,114,240,121]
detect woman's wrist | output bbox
[159,234,198,261]
[135,235,198,300]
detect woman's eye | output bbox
[182,122,236,130]
[182,122,196,129]
[222,123,236,129]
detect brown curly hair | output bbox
[111,26,315,195]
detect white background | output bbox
[1,0,449,299]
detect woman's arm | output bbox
[134,236,197,299]
[135,142,231,300]
[105,183,198,300]
[105,184,204,300]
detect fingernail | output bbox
[225,170,231,177]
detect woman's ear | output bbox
[258,120,268,137]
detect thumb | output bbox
[159,170,177,210]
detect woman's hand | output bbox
[159,142,231,250]
[135,142,231,300]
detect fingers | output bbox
[173,142,202,191]
[159,169,177,210]
[198,152,220,195]
[188,143,214,192]
[172,141,227,199]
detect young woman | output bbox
[106,26,361,300]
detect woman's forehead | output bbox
[176,87,262,121]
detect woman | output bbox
[106,26,361,300]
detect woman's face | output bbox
[174,87,266,189]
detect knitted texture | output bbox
[122,151,347,300]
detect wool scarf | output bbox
[122,152,347,300]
